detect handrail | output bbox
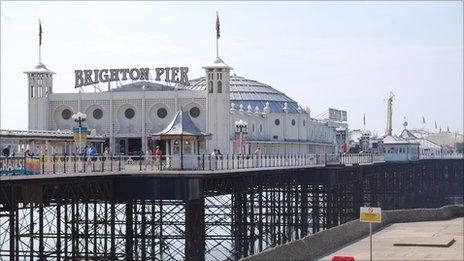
[0,153,461,176]
[0,129,105,138]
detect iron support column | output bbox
[185,198,205,261]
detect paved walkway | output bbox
[319,217,464,260]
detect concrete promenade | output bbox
[242,205,464,261]
[319,217,464,260]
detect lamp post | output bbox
[235,120,248,154]
[72,112,88,155]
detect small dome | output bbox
[24,63,55,74]
[35,63,50,70]
[213,57,225,64]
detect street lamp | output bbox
[72,112,89,155]
[72,112,87,128]
[235,120,248,154]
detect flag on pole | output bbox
[216,12,220,39]
[422,116,426,124]
[39,20,43,46]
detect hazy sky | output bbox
[1,1,463,134]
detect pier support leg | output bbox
[300,185,309,236]
[125,201,134,260]
[9,206,16,261]
[185,198,205,261]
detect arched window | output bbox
[217,81,222,93]
[208,81,213,93]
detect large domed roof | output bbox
[107,75,303,114]
[112,81,176,92]
[186,75,301,113]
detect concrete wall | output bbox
[241,205,464,261]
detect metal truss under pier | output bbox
[0,159,462,260]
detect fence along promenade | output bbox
[0,153,462,176]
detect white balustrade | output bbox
[1,152,463,176]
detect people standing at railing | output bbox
[154,146,162,167]
[211,149,218,159]
[254,147,263,167]
[144,148,154,170]
[85,145,93,171]
[2,145,11,157]
[103,147,110,161]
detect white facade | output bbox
[383,135,420,161]
[25,57,341,155]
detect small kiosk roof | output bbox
[152,110,211,140]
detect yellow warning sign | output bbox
[360,207,382,223]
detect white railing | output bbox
[419,153,463,160]
[1,152,463,176]
[0,129,105,138]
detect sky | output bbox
[1,1,463,135]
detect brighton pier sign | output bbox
[75,67,190,88]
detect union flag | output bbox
[216,13,220,39]
[39,20,42,46]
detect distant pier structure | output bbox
[0,157,462,260]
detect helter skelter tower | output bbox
[386,92,395,136]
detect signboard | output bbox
[0,157,40,175]
[329,108,348,122]
[75,67,190,88]
[360,207,382,223]
[26,158,40,174]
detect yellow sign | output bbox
[73,133,87,144]
[360,207,381,223]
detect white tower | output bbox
[203,57,232,153]
[386,92,394,136]
[24,63,55,130]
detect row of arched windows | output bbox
[208,81,222,93]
